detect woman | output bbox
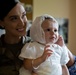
[0,0,31,75]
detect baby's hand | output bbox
[55,35,64,47]
[41,45,53,62]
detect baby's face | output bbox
[41,19,59,44]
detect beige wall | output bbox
[33,0,76,55]
[33,0,70,18]
[68,0,76,54]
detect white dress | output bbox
[19,42,69,75]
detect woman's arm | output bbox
[62,65,70,75]
[66,50,75,67]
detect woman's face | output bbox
[42,19,59,44]
[1,3,27,37]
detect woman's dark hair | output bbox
[0,0,19,20]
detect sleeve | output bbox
[60,45,70,65]
[19,42,37,60]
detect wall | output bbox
[33,0,70,19]
[68,0,76,54]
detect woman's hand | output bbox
[55,35,64,47]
